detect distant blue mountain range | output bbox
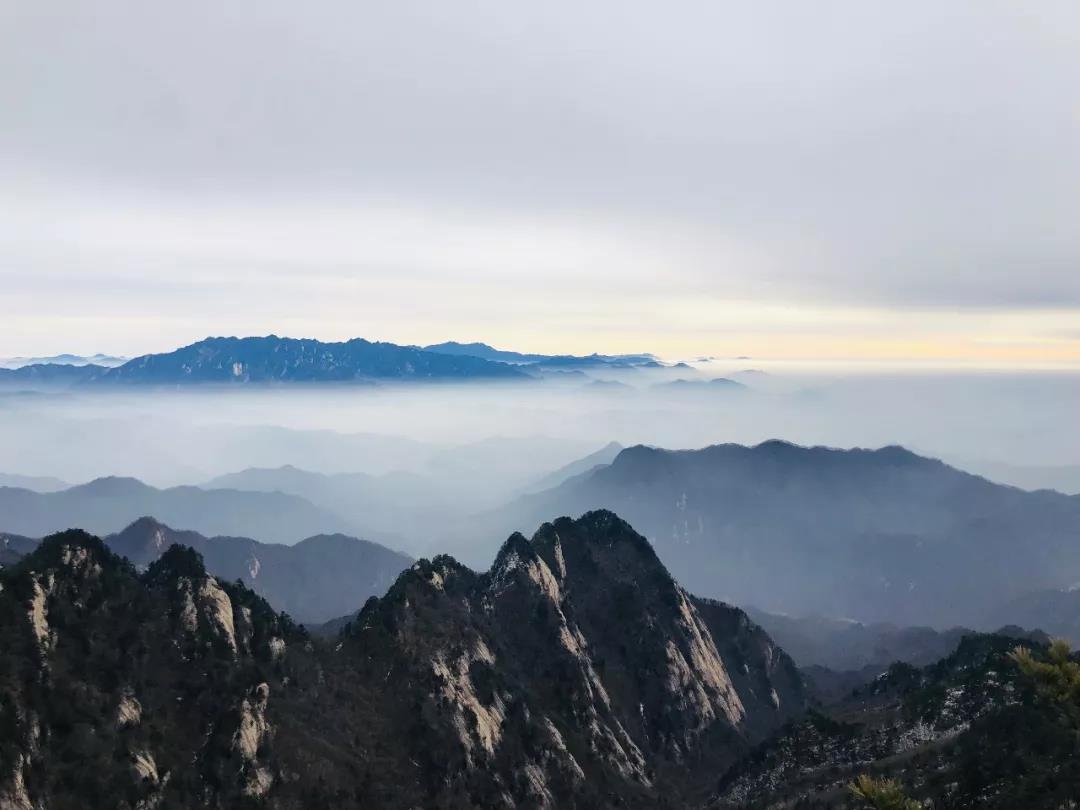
[0,336,667,386]
[423,340,658,368]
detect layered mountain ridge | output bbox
[0,530,303,808]
[1,517,411,624]
[0,476,369,546]
[0,335,529,387]
[497,440,1080,627]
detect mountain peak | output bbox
[18,529,123,578]
[145,543,209,583]
[68,476,153,496]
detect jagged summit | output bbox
[336,510,806,807]
[0,528,299,807]
[144,543,209,582]
[10,528,129,582]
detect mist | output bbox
[3,364,1078,560]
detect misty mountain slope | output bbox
[711,632,1073,809]
[422,341,550,364]
[650,378,749,394]
[524,440,624,493]
[0,473,70,492]
[278,510,807,808]
[201,437,606,553]
[746,608,973,671]
[0,532,36,567]
[495,441,1080,626]
[0,531,306,808]
[421,341,661,369]
[0,363,104,385]
[987,587,1080,644]
[203,465,453,549]
[0,353,125,369]
[105,517,412,623]
[0,477,366,545]
[88,335,528,384]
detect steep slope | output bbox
[524,441,624,493]
[0,531,304,808]
[278,510,807,808]
[105,518,412,623]
[0,477,360,545]
[90,335,526,384]
[501,441,1080,626]
[711,631,1071,809]
[0,512,808,809]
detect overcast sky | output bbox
[2,1,1079,365]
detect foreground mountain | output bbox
[273,510,808,808]
[0,512,808,808]
[0,476,363,545]
[499,441,1080,627]
[712,631,1071,808]
[0,531,304,808]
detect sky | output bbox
[2,1,1079,366]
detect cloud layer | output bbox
[2,1,1079,362]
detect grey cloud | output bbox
[2,0,1079,318]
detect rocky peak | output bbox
[326,511,807,807]
[0,531,303,809]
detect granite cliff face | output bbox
[0,513,806,809]
[0,532,300,809]
[276,511,806,808]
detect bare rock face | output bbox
[0,754,33,810]
[0,532,300,810]
[279,511,808,808]
[232,682,274,797]
[0,515,807,810]
[116,689,143,729]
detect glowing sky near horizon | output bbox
[2,1,1079,366]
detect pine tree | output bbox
[847,774,921,810]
